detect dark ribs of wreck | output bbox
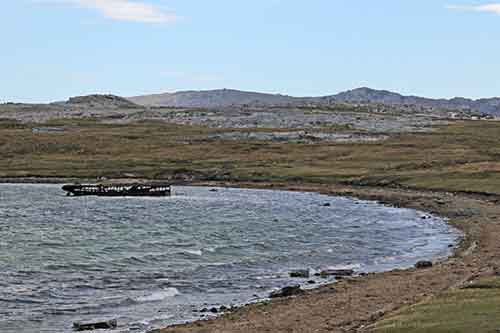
[62,183,171,197]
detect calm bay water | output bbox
[0,184,459,332]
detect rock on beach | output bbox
[270,285,305,298]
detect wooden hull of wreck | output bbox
[62,184,171,197]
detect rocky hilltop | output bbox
[332,88,500,116]
[129,88,500,116]
[66,94,139,109]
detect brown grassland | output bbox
[1,118,499,195]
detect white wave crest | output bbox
[136,288,180,302]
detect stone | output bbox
[369,310,385,321]
[323,203,331,207]
[415,261,433,269]
[269,285,305,298]
[73,319,117,331]
[320,269,355,277]
[209,307,218,313]
[289,269,310,278]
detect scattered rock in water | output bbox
[209,189,218,192]
[307,280,316,284]
[200,308,208,313]
[219,305,228,312]
[269,285,305,298]
[73,319,117,331]
[289,269,310,278]
[322,203,331,207]
[415,261,433,269]
[320,269,355,277]
[210,307,218,314]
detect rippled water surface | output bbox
[0,185,460,332]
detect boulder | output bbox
[289,269,310,278]
[415,261,433,269]
[73,319,117,331]
[269,285,305,298]
[320,269,355,277]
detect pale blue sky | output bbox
[1,0,499,102]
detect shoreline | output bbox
[150,181,497,332]
[2,179,492,332]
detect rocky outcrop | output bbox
[67,94,139,109]
[415,261,433,269]
[318,269,355,277]
[269,285,305,298]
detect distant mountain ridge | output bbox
[331,88,500,116]
[128,88,500,116]
[128,89,298,108]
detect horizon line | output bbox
[2,86,499,104]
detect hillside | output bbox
[333,88,500,116]
[129,88,500,116]
[128,89,300,108]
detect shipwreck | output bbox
[62,183,171,197]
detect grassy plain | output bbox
[1,118,499,195]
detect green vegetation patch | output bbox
[376,278,500,333]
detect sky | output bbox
[1,0,499,103]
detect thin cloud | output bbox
[447,3,500,15]
[38,0,178,24]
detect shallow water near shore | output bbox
[0,184,460,333]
